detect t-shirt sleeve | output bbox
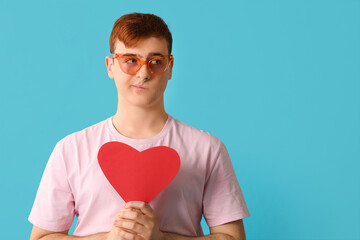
[28,140,75,232]
[202,138,250,227]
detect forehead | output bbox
[114,37,169,57]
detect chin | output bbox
[135,97,162,108]
[130,99,155,107]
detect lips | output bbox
[133,85,147,90]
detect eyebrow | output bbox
[123,52,165,58]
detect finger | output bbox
[116,209,142,221]
[114,219,147,236]
[118,209,146,223]
[111,224,136,240]
[117,228,142,240]
[115,203,144,220]
[138,203,155,217]
[121,209,155,228]
[114,224,137,235]
[125,201,147,210]
[129,208,143,214]
[125,202,155,217]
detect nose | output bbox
[136,63,151,81]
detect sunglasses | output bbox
[111,53,173,75]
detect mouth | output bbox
[132,85,147,90]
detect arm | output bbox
[162,220,246,240]
[29,226,108,240]
[115,201,246,240]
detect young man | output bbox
[29,13,250,240]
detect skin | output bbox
[106,37,173,140]
[108,201,246,240]
[29,37,246,240]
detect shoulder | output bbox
[170,115,224,149]
[55,117,110,150]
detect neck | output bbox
[112,97,168,139]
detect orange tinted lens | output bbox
[148,56,169,74]
[120,55,141,74]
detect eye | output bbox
[149,57,165,65]
[121,56,139,64]
[151,59,160,64]
[125,58,137,64]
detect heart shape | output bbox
[98,141,180,203]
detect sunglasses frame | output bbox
[111,53,174,75]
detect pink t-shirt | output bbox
[28,114,250,237]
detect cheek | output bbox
[113,64,132,82]
[114,75,132,90]
[158,78,169,92]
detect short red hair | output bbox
[109,13,173,54]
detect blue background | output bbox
[0,0,359,239]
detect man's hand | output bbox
[108,201,163,240]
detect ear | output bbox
[105,56,115,79]
[168,59,174,80]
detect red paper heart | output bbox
[98,141,180,203]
